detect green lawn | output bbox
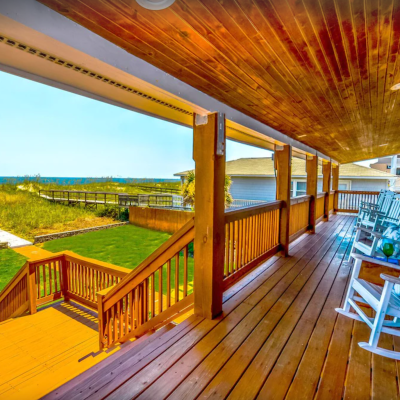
[43,224,194,299]
[0,249,28,291]
[43,225,171,268]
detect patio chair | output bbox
[357,193,400,233]
[351,218,400,258]
[359,189,386,211]
[336,253,400,360]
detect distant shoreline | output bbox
[0,177,179,185]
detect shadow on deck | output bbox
[0,301,121,399]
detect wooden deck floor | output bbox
[44,214,400,400]
[0,301,122,400]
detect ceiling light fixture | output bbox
[391,83,400,91]
[379,143,388,147]
[135,0,175,10]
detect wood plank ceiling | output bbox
[38,0,400,164]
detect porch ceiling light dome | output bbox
[136,0,175,10]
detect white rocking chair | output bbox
[336,254,400,359]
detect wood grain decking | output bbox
[6,214,400,399]
[43,214,400,400]
[0,301,121,399]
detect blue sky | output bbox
[0,71,271,178]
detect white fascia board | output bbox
[0,0,334,162]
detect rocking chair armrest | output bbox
[381,274,400,285]
[352,253,400,270]
[356,226,382,238]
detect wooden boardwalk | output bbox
[44,214,400,400]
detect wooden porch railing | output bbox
[328,191,335,214]
[289,195,311,242]
[0,252,130,323]
[335,190,380,213]
[223,201,282,289]
[97,218,195,349]
[316,192,326,221]
[0,261,30,322]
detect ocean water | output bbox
[0,177,179,185]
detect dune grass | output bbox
[0,190,115,241]
[0,249,28,291]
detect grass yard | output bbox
[43,225,171,269]
[0,249,28,291]
[43,224,194,297]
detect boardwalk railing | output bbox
[316,192,326,221]
[223,201,282,289]
[97,218,195,349]
[0,252,130,323]
[289,195,311,242]
[335,190,380,213]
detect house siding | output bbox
[350,179,388,191]
[230,177,276,201]
[229,176,389,201]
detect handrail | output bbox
[223,201,281,289]
[0,262,30,322]
[317,192,326,198]
[98,218,195,349]
[0,251,130,322]
[290,195,311,205]
[225,200,282,222]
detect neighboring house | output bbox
[175,157,396,202]
[371,155,400,190]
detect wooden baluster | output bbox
[175,253,180,304]
[111,306,116,345]
[159,266,164,312]
[119,299,123,339]
[167,260,171,308]
[183,247,188,298]
[42,264,46,297]
[229,222,234,275]
[124,295,129,336]
[224,223,229,277]
[129,290,134,331]
[237,219,242,271]
[151,273,155,318]
[48,262,53,295]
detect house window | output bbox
[291,180,307,197]
[338,180,351,190]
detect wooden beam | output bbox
[193,112,226,319]
[322,161,332,220]
[332,164,339,213]
[306,155,318,233]
[275,145,291,256]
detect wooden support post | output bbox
[27,263,37,315]
[275,145,291,256]
[306,155,318,234]
[98,292,105,350]
[61,256,69,301]
[322,161,332,221]
[332,164,339,213]
[193,112,226,319]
